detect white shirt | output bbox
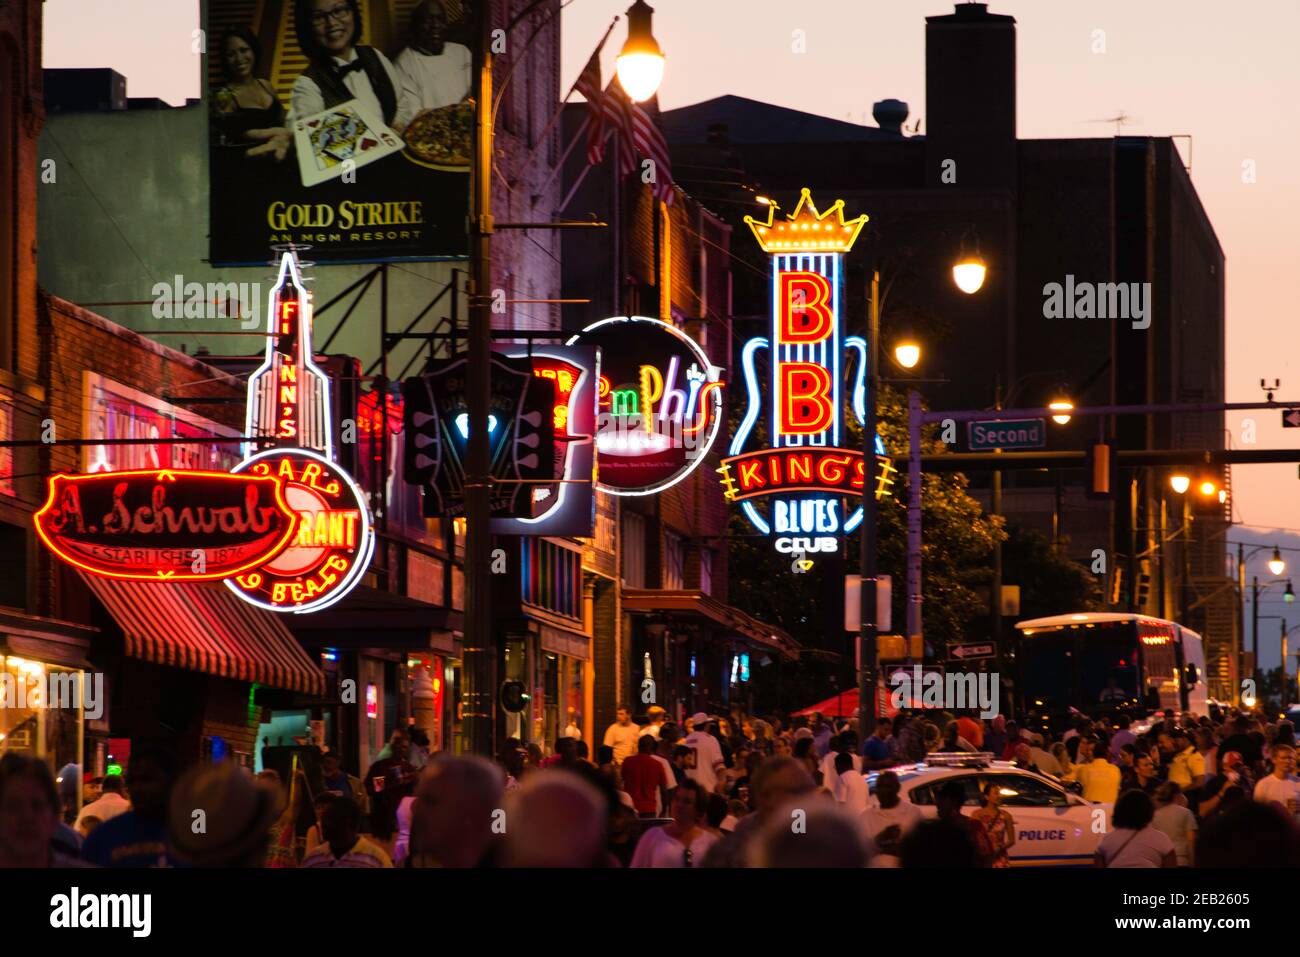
[75,791,130,830]
[1253,773,1300,812]
[1152,803,1197,866]
[1097,825,1175,867]
[629,826,719,868]
[290,47,420,131]
[603,721,643,764]
[820,752,862,800]
[838,769,870,814]
[639,722,664,741]
[393,43,472,112]
[860,800,923,867]
[682,730,725,792]
[651,754,677,816]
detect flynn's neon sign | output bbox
[721,189,895,553]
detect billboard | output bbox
[206,0,474,264]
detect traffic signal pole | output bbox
[462,0,496,757]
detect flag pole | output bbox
[556,121,608,212]
[509,16,620,186]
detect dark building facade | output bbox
[660,3,1234,698]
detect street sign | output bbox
[967,418,1046,451]
[1283,409,1300,428]
[948,641,996,662]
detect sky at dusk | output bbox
[41,1,1300,662]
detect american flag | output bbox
[574,50,606,166]
[592,79,676,206]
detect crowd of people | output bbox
[5,702,1300,868]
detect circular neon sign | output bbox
[567,316,724,496]
[224,447,374,614]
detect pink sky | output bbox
[43,0,1300,536]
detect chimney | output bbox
[872,99,909,135]
[924,2,1016,187]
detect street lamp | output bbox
[1269,547,1287,577]
[1048,397,1074,425]
[616,1,665,102]
[893,339,921,370]
[952,254,986,295]
[1169,473,1190,495]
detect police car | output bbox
[866,753,1113,867]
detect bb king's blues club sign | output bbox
[37,252,375,614]
[719,189,896,555]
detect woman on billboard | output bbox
[211,27,286,151]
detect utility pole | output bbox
[858,270,880,738]
[462,0,496,756]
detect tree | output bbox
[999,524,1101,621]
[727,382,1003,702]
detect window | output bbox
[699,548,714,595]
[988,774,1070,808]
[663,532,684,590]
[521,539,582,619]
[622,512,646,587]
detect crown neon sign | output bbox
[723,189,893,555]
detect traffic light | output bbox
[1135,560,1152,609]
[1087,443,1113,498]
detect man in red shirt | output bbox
[955,710,985,750]
[620,734,672,817]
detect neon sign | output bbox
[722,189,894,553]
[34,470,297,581]
[225,447,374,613]
[39,251,374,615]
[567,316,724,496]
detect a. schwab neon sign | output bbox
[718,189,895,555]
[38,252,375,614]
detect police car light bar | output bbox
[924,752,998,768]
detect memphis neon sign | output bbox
[567,316,724,497]
[721,189,895,554]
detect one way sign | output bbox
[948,642,996,661]
[1284,409,1300,428]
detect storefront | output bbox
[0,610,97,813]
[621,588,797,720]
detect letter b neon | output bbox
[780,363,833,434]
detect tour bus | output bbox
[1013,613,1207,734]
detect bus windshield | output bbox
[1020,622,1140,711]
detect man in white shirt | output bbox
[835,753,869,814]
[819,733,862,801]
[683,712,726,793]
[75,774,130,832]
[1253,743,1299,814]
[602,706,642,766]
[639,706,666,741]
[289,0,420,132]
[393,0,473,112]
[860,771,921,867]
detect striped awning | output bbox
[79,573,325,696]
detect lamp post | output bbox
[1234,542,1286,706]
[462,1,662,756]
[858,270,882,739]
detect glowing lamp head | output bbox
[1170,473,1190,495]
[1048,399,1074,425]
[616,1,664,102]
[1270,547,1287,577]
[1218,489,1228,505]
[893,340,921,370]
[1286,580,1296,603]
[1198,479,1218,497]
[952,255,986,294]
